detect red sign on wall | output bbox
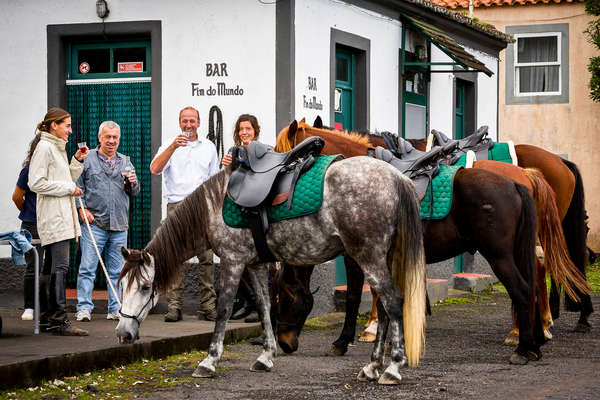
[118,62,144,73]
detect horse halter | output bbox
[119,283,157,328]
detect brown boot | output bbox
[198,307,217,321]
[52,320,89,336]
[164,308,182,322]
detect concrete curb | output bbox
[0,321,261,390]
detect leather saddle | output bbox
[431,126,492,164]
[227,136,325,262]
[373,141,444,200]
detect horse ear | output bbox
[121,247,131,259]
[287,120,298,141]
[141,250,151,265]
[313,116,323,128]
[299,117,306,124]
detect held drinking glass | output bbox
[77,141,88,154]
[122,156,134,184]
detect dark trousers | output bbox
[45,239,71,322]
[21,221,51,311]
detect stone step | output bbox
[453,273,494,292]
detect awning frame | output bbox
[400,15,494,77]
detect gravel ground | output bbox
[144,293,600,400]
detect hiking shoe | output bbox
[106,310,120,320]
[164,308,182,322]
[21,308,34,321]
[198,308,217,322]
[51,320,89,336]
[75,309,91,322]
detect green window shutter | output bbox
[66,81,152,288]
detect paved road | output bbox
[144,293,600,400]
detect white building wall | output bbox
[429,45,499,140]
[0,0,275,255]
[294,0,402,133]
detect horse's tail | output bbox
[523,168,589,300]
[512,183,538,323]
[392,176,427,367]
[560,159,593,313]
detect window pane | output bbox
[517,36,557,63]
[113,47,147,72]
[336,57,348,82]
[405,103,427,139]
[519,66,559,93]
[404,70,426,95]
[78,48,110,73]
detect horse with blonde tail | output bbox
[115,154,426,385]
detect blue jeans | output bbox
[77,224,127,313]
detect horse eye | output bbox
[141,284,151,291]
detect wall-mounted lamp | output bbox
[96,0,109,19]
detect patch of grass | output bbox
[587,261,600,294]
[488,261,600,295]
[0,349,230,400]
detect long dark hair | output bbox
[23,107,71,167]
[233,114,260,146]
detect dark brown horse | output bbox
[274,119,587,361]
[274,120,550,364]
[419,129,593,332]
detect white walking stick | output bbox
[77,196,122,308]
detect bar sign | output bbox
[118,62,143,73]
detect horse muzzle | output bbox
[116,321,140,344]
[277,330,299,354]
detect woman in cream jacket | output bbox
[28,108,89,335]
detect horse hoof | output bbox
[250,360,272,372]
[574,322,591,333]
[357,364,379,382]
[358,332,376,343]
[503,335,519,346]
[509,352,529,365]
[192,365,215,378]
[378,371,402,385]
[327,344,346,356]
[527,350,541,361]
[543,329,553,340]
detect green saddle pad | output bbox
[426,142,513,220]
[455,141,513,167]
[419,164,463,220]
[222,154,341,228]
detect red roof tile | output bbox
[429,0,581,8]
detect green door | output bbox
[65,41,152,288]
[334,48,354,132]
[334,47,356,286]
[453,81,466,273]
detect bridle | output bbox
[119,282,158,328]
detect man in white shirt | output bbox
[150,106,220,322]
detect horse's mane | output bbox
[275,122,372,152]
[145,170,228,294]
[300,123,372,147]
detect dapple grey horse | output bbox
[115,156,426,385]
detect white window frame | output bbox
[514,32,561,97]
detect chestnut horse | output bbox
[274,119,587,356]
